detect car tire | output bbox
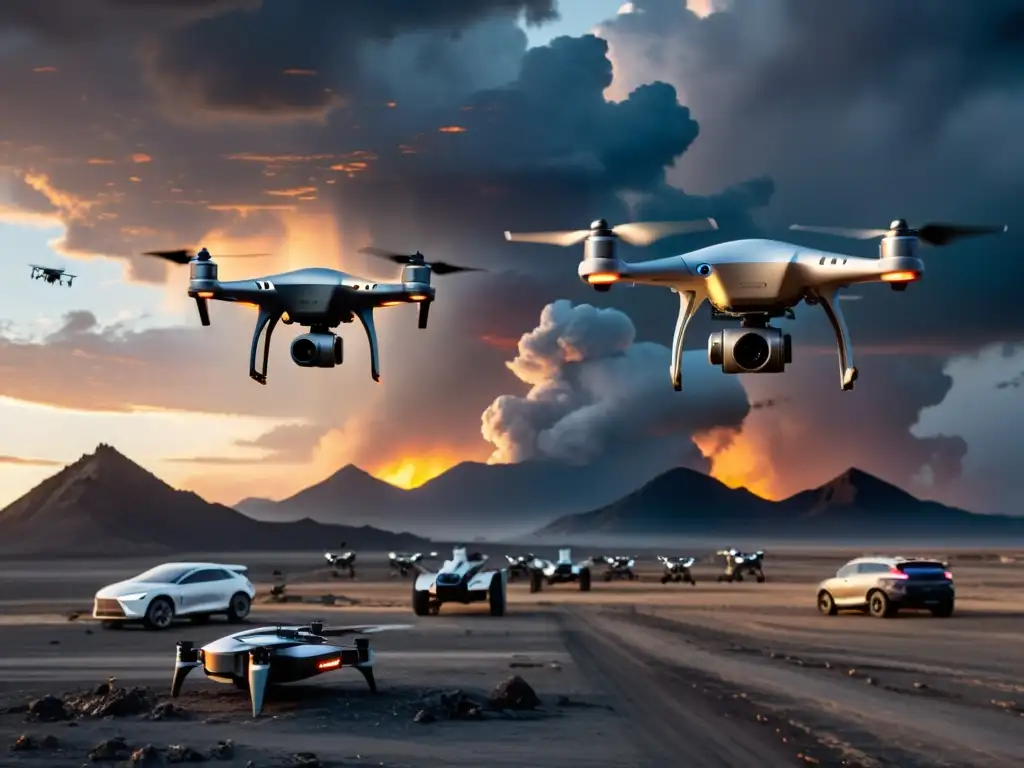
[489,575,506,617]
[144,597,175,630]
[868,590,894,618]
[930,599,954,618]
[579,568,591,592]
[227,592,251,623]
[817,590,838,616]
[529,571,543,594]
[412,587,430,616]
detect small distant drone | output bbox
[503,554,535,582]
[143,245,482,385]
[324,546,356,579]
[528,549,592,593]
[716,549,766,583]
[657,556,696,586]
[29,264,76,287]
[597,555,637,582]
[412,546,507,616]
[171,622,407,717]
[505,218,1007,391]
[388,551,438,578]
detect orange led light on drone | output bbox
[317,658,341,670]
[880,271,919,282]
[586,273,619,284]
[196,291,214,298]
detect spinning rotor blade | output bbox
[503,229,591,247]
[358,246,483,275]
[142,249,268,264]
[916,222,1008,247]
[612,218,718,246]
[429,262,483,275]
[788,225,890,240]
[318,623,412,637]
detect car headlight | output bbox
[118,593,148,601]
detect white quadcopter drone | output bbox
[528,548,593,593]
[170,622,407,717]
[143,245,482,385]
[412,546,507,616]
[505,218,1007,390]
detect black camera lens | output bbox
[733,332,771,370]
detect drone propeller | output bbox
[357,246,483,276]
[789,221,1008,247]
[142,248,269,265]
[315,623,412,637]
[504,217,718,248]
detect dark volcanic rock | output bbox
[11,734,37,751]
[27,695,67,722]
[166,744,206,762]
[291,753,322,768]
[490,675,541,710]
[131,744,161,763]
[66,684,156,717]
[89,736,131,761]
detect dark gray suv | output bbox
[817,556,955,618]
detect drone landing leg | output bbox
[248,308,281,385]
[356,665,377,693]
[354,308,380,382]
[248,650,271,717]
[171,641,201,697]
[670,289,705,391]
[817,289,858,391]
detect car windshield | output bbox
[132,564,192,584]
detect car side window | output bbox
[208,569,232,581]
[180,569,215,584]
[836,564,855,577]
[857,562,887,574]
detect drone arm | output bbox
[814,288,858,391]
[670,289,706,392]
[248,306,281,385]
[354,307,381,382]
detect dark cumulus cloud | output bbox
[597,0,1024,509]
[0,1,771,490]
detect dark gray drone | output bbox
[143,245,482,384]
[29,264,76,286]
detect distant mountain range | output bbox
[0,444,427,557]
[236,458,662,539]
[535,467,1024,540]
[236,456,1024,543]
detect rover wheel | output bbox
[755,574,766,583]
[412,587,430,617]
[817,590,838,616]
[868,590,894,618]
[489,575,506,617]
[930,599,954,618]
[227,592,251,623]
[603,572,612,582]
[529,571,543,594]
[144,597,175,630]
[660,574,670,584]
[734,572,744,582]
[579,568,591,592]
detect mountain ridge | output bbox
[0,444,428,556]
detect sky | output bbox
[0,0,1021,516]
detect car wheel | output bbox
[817,590,838,616]
[868,590,894,618]
[579,568,592,592]
[488,575,506,617]
[226,592,251,623]
[144,597,175,630]
[529,571,543,594]
[412,587,430,616]
[930,599,954,618]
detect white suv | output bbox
[94,562,256,630]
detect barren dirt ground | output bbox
[0,550,1022,767]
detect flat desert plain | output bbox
[0,550,1022,767]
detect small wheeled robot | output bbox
[529,549,592,593]
[324,545,356,578]
[598,555,637,581]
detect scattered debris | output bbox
[555,695,613,711]
[27,694,67,722]
[913,682,928,690]
[42,734,59,748]
[66,683,157,717]
[509,661,544,669]
[131,745,161,763]
[413,690,485,722]
[847,668,858,677]
[209,740,234,760]
[413,709,436,724]
[66,611,81,621]
[864,677,877,686]
[490,676,540,710]
[11,734,37,751]
[150,701,186,720]
[166,744,206,762]
[320,594,337,605]
[89,736,132,761]
[291,753,322,768]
